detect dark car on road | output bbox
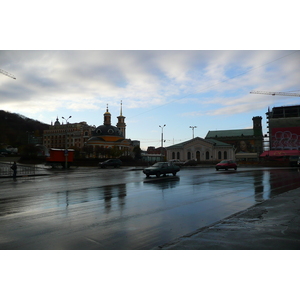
[183,159,197,166]
[99,159,122,168]
[168,159,184,166]
[143,162,180,178]
[216,160,237,171]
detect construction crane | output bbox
[0,68,16,80]
[250,91,300,97]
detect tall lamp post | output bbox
[159,124,166,159]
[190,126,197,139]
[62,116,72,169]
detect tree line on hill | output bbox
[0,110,48,148]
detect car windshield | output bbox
[220,160,229,163]
[152,162,165,167]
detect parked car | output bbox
[183,159,197,166]
[143,162,180,178]
[169,159,184,166]
[215,160,237,171]
[99,159,122,168]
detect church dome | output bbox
[88,124,124,143]
[87,104,126,143]
[93,125,123,137]
[54,117,60,126]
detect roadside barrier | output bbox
[0,162,36,177]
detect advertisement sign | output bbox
[222,139,255,153]
[271,127,300,150]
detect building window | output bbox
[206,151,209,160]
[177,152,180,160]
[196,151,200,161]
[224,151,227,159]
[172,152,175,159]
[218,151,221,159]
[187,152,191,160]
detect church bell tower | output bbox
[117,101,126,138]
[104,104,111,125]
[252,116,262,136]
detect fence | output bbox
[0,162,36,177]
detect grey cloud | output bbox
[1,50,299,117]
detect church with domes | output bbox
[86,103,137,157]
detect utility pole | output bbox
[159,124,166,159]
[190,126,197,139]
[62,116,72,169]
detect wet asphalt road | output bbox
[1,166,300,250]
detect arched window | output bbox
[218,151,222,159]
[172,152,175,159]
[187,152,191,160]
[196,151,200,161]
[224,151,227,159]
[177,152,180,159]
[206,151,209,160]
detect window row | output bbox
[171,151,228,160]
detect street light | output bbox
[190,126,197,139]
[62,116,72,169]
[62,116,72,124]
[159,124,166,158]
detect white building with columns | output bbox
[166,137,235,162]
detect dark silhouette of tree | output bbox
[0,110,48,147]
[133,145,142,159]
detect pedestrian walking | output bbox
[11,161,17,178]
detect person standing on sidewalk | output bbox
[11,161,17,178]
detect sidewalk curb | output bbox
[154,187,300,250]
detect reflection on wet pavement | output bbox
[1,167,300,249]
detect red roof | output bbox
[260,150,300,157]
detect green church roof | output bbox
[205,139,233,147]
[205,129,254,138]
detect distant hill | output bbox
[0,110,49,147]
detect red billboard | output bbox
[271,127,300,150]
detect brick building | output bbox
[43,119,94,150]
[205,116,264,161]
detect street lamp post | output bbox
[159,124,166,159]
[62,116,72,169]
[190,126,197,139]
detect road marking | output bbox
[85,237,101,245]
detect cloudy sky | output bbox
[1,50,299,150]
[1,2,299,150]
[2,1,299,291]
